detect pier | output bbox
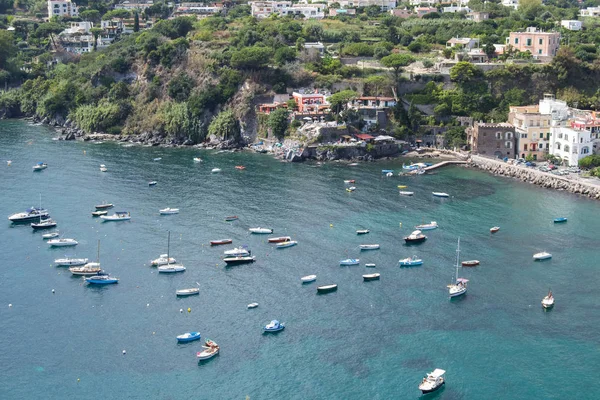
[423,160,468,171]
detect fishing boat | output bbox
[225,216,238,221]
[317,284,338,293]
[157,231,185,273]
[432,192,450,198]
[8,207,49,223]
[268,236,291,243]
[356,229,370,235]
[149,181,157,186]
[541,290,554,309]
[276,240,297,249]
[33,162,47,171]
[48,238,78,247]
[85,271,119,285]
[223,247,250,257]
[55,257,88,266]
[31,218,56,230]
[404,230,427,244]
[247,303,259,309]
[223,256,256,265]
[448,239,468,298]
[399,191,414,196]
[210,239,233,246]
[100,211,131,221]
[461,260,480,267]
[399,256,423,266]
[235,165,246,170]
[159,208,179,215]
[264,320,285,332]
[533,252,552,261]
[150,254,176,266]
[196,339,219,360]
[365,263,376,268]
[176,288,200,296]
[340,259,359,266]
[363,273,380,281]
[249,227,273,234]
[211,168,221,173]
[359,244,380,250]
[100,164,107,172]
[193,157,202,163]
[94,203,114,210]
[301,275,317,283]
[177,332,201,343]
[343,180,355,184]
[490,226,500,233]
[415,221,438,230]
[419,369,446,394]
[553,217,567,223]
[42,232,60,240]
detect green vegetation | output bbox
[579,155,600,169]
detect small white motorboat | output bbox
[159,208,180,215]
[31,218,57,229]
[55,257,88,266]
[490,226,500,233]
[223,247,250,257]
[542,290,554,309]
[346,186,356,192]
[404,230,427,243]
[363,273,380,281]
[301,275,317,283]
[415,221,438,230]
[153,157,162,161]
[340,259,359,266]
[42,232,60,240]
[197,340,219,360]
[432,192,450,198]
[149,181,157,186]
[317,284,338,293]
[533,252,552,261]
[276,240,297,249]
[151,254,176,266]
[48,238,78,247]
[249,227,273,234]
[419,369,446,394]
[100,211,131,221]
[100,164,107,172]
[399,191,414,196]
[247,303,259,309]
[264,320,285,332]
[399,256,423,266]
[193,157,202,163]
[365,263,376,268]
[33,162,47,171]
[356,229,370,235]
[359,244,380,251]
[158,264,186,273]
[176,288,200,296]
[92,210,108,217]
[211,168,222,173]
[95,203,113,210]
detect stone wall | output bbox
[469,155,600,200]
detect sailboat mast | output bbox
[455,238,461,281]
[167,230,170,260]
[97,239,100,263]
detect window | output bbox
[556,143,561,150]
[495,131,502,139]
[524,144,528,151]
[514,38,519,44]
[505,141,512,149]
[564,144,570,152]
[538,49,542,55]
[540,133,543,139]
[505,132,513,140]
[526,38,532,46]
[539,38,543,45]
[582,147,589,154]
[539,143,543,149]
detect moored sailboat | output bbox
[448,238,468,298]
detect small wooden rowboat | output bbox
[210,239,233,246]
[268,236,291,243]
[317,284,338,293]
[225,216,238,221]
[363,273,380,281]
[461,260,480,267]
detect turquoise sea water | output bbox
[0,120,599,399]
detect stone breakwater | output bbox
[469,155,600,200]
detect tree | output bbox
[80,10,101,23]
[90,28,103,52]
[0,31,16,70]
[167,72,194,102]
[364,75,388,96]
[268,108,290,140]
[328,90,357,114]
[102,9,131,21]
[519,0,542,19]
[483,43,496,59]
[208,110,240,141]
[380,53,415,88]
[274,47,297,66]
[230,46,272,69]
[34,22,64,50]
[449,61,483,85]
[134,12,140,33]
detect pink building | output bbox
[414,7,437,17]
[292,90,328,113]
[390,8,412,18]
[507,27,560,60]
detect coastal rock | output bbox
[64,131,76,141]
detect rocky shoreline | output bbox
[468,155,600,200]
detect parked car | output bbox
[548,164,557,170]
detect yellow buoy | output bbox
[330,224,333,228]
[187,308,191,313]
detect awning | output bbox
[355,134,375,140]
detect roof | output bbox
[355,134,375,140]
[357,96,395,101]
[431,369,446,378]
[447,38,475,45]
[374,135,394,141]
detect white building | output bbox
[501,0,518,10]
[304,42,325,55]
[560,20,582,31]
[115,1,155,11]
[580,7,600,17]
[443,6,470,13]
[250,1,326,19]
[333,0,397,10]
[409,0,437,6]
[48,0,79,18]
[550,125,594,166]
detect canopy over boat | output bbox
[429,369,446,378]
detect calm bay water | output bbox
[0,119,599,399]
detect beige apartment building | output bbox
[508,105,552,161]
[507,27,560,60]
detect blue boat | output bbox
[381,169,394,174]
[399,255,423,266]
[177,332,201,343]
[85,271,119,285]
[553,217,567,223]
[264,320,285,332]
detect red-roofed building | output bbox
[355,133,375,142]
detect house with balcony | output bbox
[506,27,560,61]
[250,1,326,19]
[348,96,396,128]
[561,20,582,31]
[446,37,479,50]
[48,0,79,18]
[333,0,397,10]
[292,89,330,114]
[390,8,412,18]
[502,0,518,9]
[466,11,489,22]
[508,104,552,160]
[580,7,600,17]
[115,1,155,11]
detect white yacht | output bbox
[533,252,552,261]
[224,247,250,257]
[48,238,78,247]
[418,369,446,394]
[55,257,88,266]
[8,207,49,223]
[100,211,131,221]
[159,208,180,215]
[448,239,468,298]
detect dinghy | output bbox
[301,275,317,283]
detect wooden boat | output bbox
[224,255,256,265]
[397,185,408,189]
[247,303,259,309]
[276,240,297,249]
[210,239,232,246]
[301,275,317,283]
[317,284,338,293]
[92,210,108,217]
[225,216,238,221]
[356,229,370,235]
[268,236,291,243]
[432,192,450,198]
[95,203,114,210]
[490,226,500,233]
[363,273,380,281]
[553,217,567,223]
[343,180,355,184]
[461,260,480,267]
[100,211,131,221]
[176,288,200,296]
[235,165,246,170]
[197,340,219,360]
[359,244,380,250]
[404,230,427,244]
